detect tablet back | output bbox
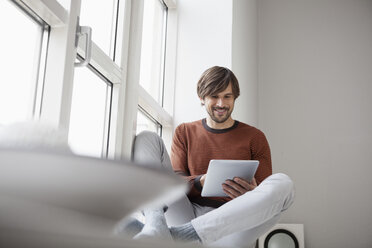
[201,160,259,197]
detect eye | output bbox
[225,95,232,99]
[211,95,218,99]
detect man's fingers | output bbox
[222,183,239,199]
[233,177,257,189]
[222,177,258,199]
[224,179,246,193]
[232,177,251,189]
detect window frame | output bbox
[17,0,122,159]
[69,57,114,158]
[137,106,162,136]
[9,0,178,159]
[135,0,177,152]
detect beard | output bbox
[207,107,233,124]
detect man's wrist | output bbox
[200,174,206,187]
[194,175,204,191]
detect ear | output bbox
[200,97,205,105]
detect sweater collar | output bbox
[202,118,239,134]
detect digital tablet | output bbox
[201,160,259,197]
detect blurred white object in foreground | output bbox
[0,122,191,247]
[0,121,71,153]
[0,149,186,219]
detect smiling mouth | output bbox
[214,108,228,115]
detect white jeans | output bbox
[133,131,295,248]
[164,173,294,247]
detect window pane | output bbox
[79,0,117,57]
[56,0,70,10]
[0,1,44,125]
[68,67,111,158]
[136,109,161,135]
[139,0,167,104]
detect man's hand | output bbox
[222,177,257,199]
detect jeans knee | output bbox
[273,173,295,210]
[272,172,290,181]
[271,173,293,188]
[264,173,295,209]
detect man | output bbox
[171,66,272,208]
[124,66,294,248]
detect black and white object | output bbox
[258,223,304,248]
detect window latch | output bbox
[75,17,92,67]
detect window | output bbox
[139,0,168,104]
[79,0,118,58]
[136,0,173,139]
[56,0,70,9]
[136,108,161,135]
[133,0,177,152]
[68,66,112,158]
[0,0,48,125]
[69,0,122,158]
[1,0,177,159]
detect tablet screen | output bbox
[201,160,259,197]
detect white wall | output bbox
[258,0,372,247]
[173,0,232,127]
[174,0,372,246]
[174,0,258,127]
[232,0,258,126]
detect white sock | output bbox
[133,209,172,241]
[114,216,144,238]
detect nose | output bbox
[216,98,224,107]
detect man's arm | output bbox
[170,124,204,196]
[251,130,272,184]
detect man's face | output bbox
[201,83,235,124]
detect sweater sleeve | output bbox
[251,130,272,184]
[171,124,203,194]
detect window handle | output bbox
[75,25,92,67]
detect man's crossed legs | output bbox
[116,131,295,247]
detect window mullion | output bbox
[77,41,122,84]
[116,0,145,160]
[30,24,48,120]
[40,0,81,129]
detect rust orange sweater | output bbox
[171,119,272,208]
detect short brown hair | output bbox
[197,66,240,100]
